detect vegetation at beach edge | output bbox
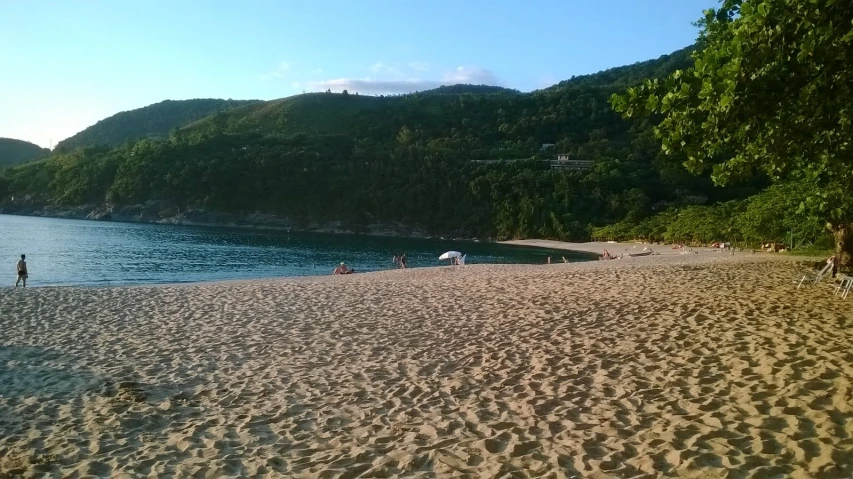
[610,0,853,263]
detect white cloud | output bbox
[307,65,503,95]
[442,66,501,85]
[260,61,293,80]
[308,77,442,94]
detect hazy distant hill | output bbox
[56,98,262,150]
[0,138,49,168]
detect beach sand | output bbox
[1,254,852,477]
[501,239,724,256]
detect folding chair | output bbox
[797,261,834,289]
[835,274,853,299]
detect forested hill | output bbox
[176,48,695,148]
[0,138,49,168]
[56,99,261,151]
[545,46,695,90]
[2,45,771,242]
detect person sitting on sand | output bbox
[333,262,353,275]
[15,254,27,288]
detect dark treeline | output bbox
[0,127,764,241]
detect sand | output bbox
[1,254,852,478]
[501,239,724,257]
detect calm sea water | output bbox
[0,214,591,287]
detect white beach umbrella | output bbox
[439,251,462,261]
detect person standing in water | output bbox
[15,254,28,288]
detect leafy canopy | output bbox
[611,0,853,219]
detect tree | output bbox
[736,180,826,247]
[611,0,853,263]
[396,126,414,144]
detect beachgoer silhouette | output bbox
[399,254,407,269]
[15,254,28,288]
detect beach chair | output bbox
[796,261,833,289]
[835,274,853,299]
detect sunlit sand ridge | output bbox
[1,255,852,477]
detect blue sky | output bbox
[1,0,714,148]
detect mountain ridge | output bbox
[52,47,695,150]
[56,98,262,151]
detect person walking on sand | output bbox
[15,254,28,288]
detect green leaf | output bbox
[646,94,659,111]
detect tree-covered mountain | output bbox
[1,45,772,242]
[546,46,695,90]
[0,138,49,168]
[56,99,261,151]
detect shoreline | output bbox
[11,251,807,292]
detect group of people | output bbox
[600,249,622,260]
[333,253,410,275]
[392,254,408,269]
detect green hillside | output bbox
[546,46,695,90]
[178,94,385,139]
[1,45,776,243]
[56,98,261,151]
[0,138,49,168]
[178,49,695,153]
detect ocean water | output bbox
[0,214,591,287]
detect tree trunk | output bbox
[833,223,853,269]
